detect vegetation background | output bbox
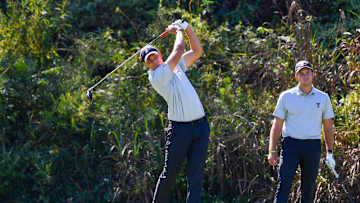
[0,0,359,202]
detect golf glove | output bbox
[326,152,336,169]
[172,19,188,30]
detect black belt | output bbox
[286,136,320,142]
[170,116,207,125]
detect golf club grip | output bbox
[159,31,169,39]
[148,31,169,45]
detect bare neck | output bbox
[299,83,313,94]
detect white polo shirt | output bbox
[273,85,334,139]
[148,56,205,122]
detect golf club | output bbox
[86,30,169,101]
[328,164,354,203]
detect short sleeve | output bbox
[178,56,187,72]
[273,93,286,119]
[148,64,173,89]
[323,94,335,119]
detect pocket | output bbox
[282,137,292,153]
[313,140,321,153]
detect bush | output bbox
[0,0,359,202]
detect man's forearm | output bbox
[269,118,284,152]
[323,119,335,151]
[174,30,185,49]
[184,25,203,56]
[269,125,281,152]
[166,30,185,71]
[324,126,334,151]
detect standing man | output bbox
[140,20,210,203]
[267,60,336,203]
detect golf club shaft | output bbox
[330,165,354,203]
[341,184,354,203]
[330,166,339,178]
[87,30,169,93]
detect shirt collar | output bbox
[295,85,315,96]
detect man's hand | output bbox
[172,19,188,30]
[268,117,283,166]
[268,152,279,166]
[326,152,336,169]
[166,24,182,34]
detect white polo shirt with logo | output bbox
[273,85,335,139]
[148,56,205,122]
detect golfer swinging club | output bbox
[140,20,210,203]
[268,60,336,202]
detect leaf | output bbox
[13,59,29,73]
[219,87,226,96]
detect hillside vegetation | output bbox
[0,0,359,202]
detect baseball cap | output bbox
[295,60,313,73]
[140,45,159,63]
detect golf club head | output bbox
[86,90,93,101]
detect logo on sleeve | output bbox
[316,102,320,108]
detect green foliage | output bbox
[67,0,159,44]
[309,0,360,47]
[0,0,359,202]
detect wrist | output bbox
[176,28,183,33]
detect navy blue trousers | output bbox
[274,137,321,203]
[152,117,210,203]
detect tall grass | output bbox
[0,0,359,202]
